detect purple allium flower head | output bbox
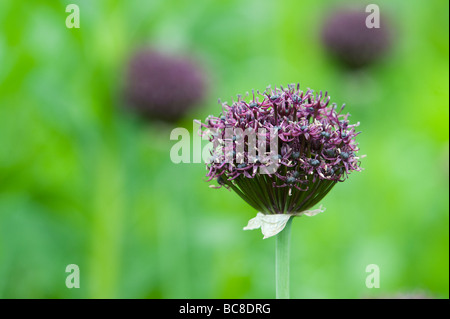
[125,49,205,121]
[199,84,363,215]
[321,9,391,69]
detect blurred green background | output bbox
[0,0,448,299]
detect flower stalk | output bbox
[276,217,292,299]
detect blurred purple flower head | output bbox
[321,9,391,69]
[125,49,205,121]
[200,84,363,214]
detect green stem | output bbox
[276,217,293,299]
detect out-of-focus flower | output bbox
[321,9,391,69]
[369,291,434,299]
[124,49,205,121]
[199,84,363,232]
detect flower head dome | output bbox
[321,9,391,69]
[200,84,363,216]
[125,49,205,121]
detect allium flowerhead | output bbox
[321,9,391,69]
[200,84,363,215]
[125,49,205,121]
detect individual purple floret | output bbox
[199,84,363,214]
[321,9,391,69]
[125,49,205,121]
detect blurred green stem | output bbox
[276,217,292,299]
